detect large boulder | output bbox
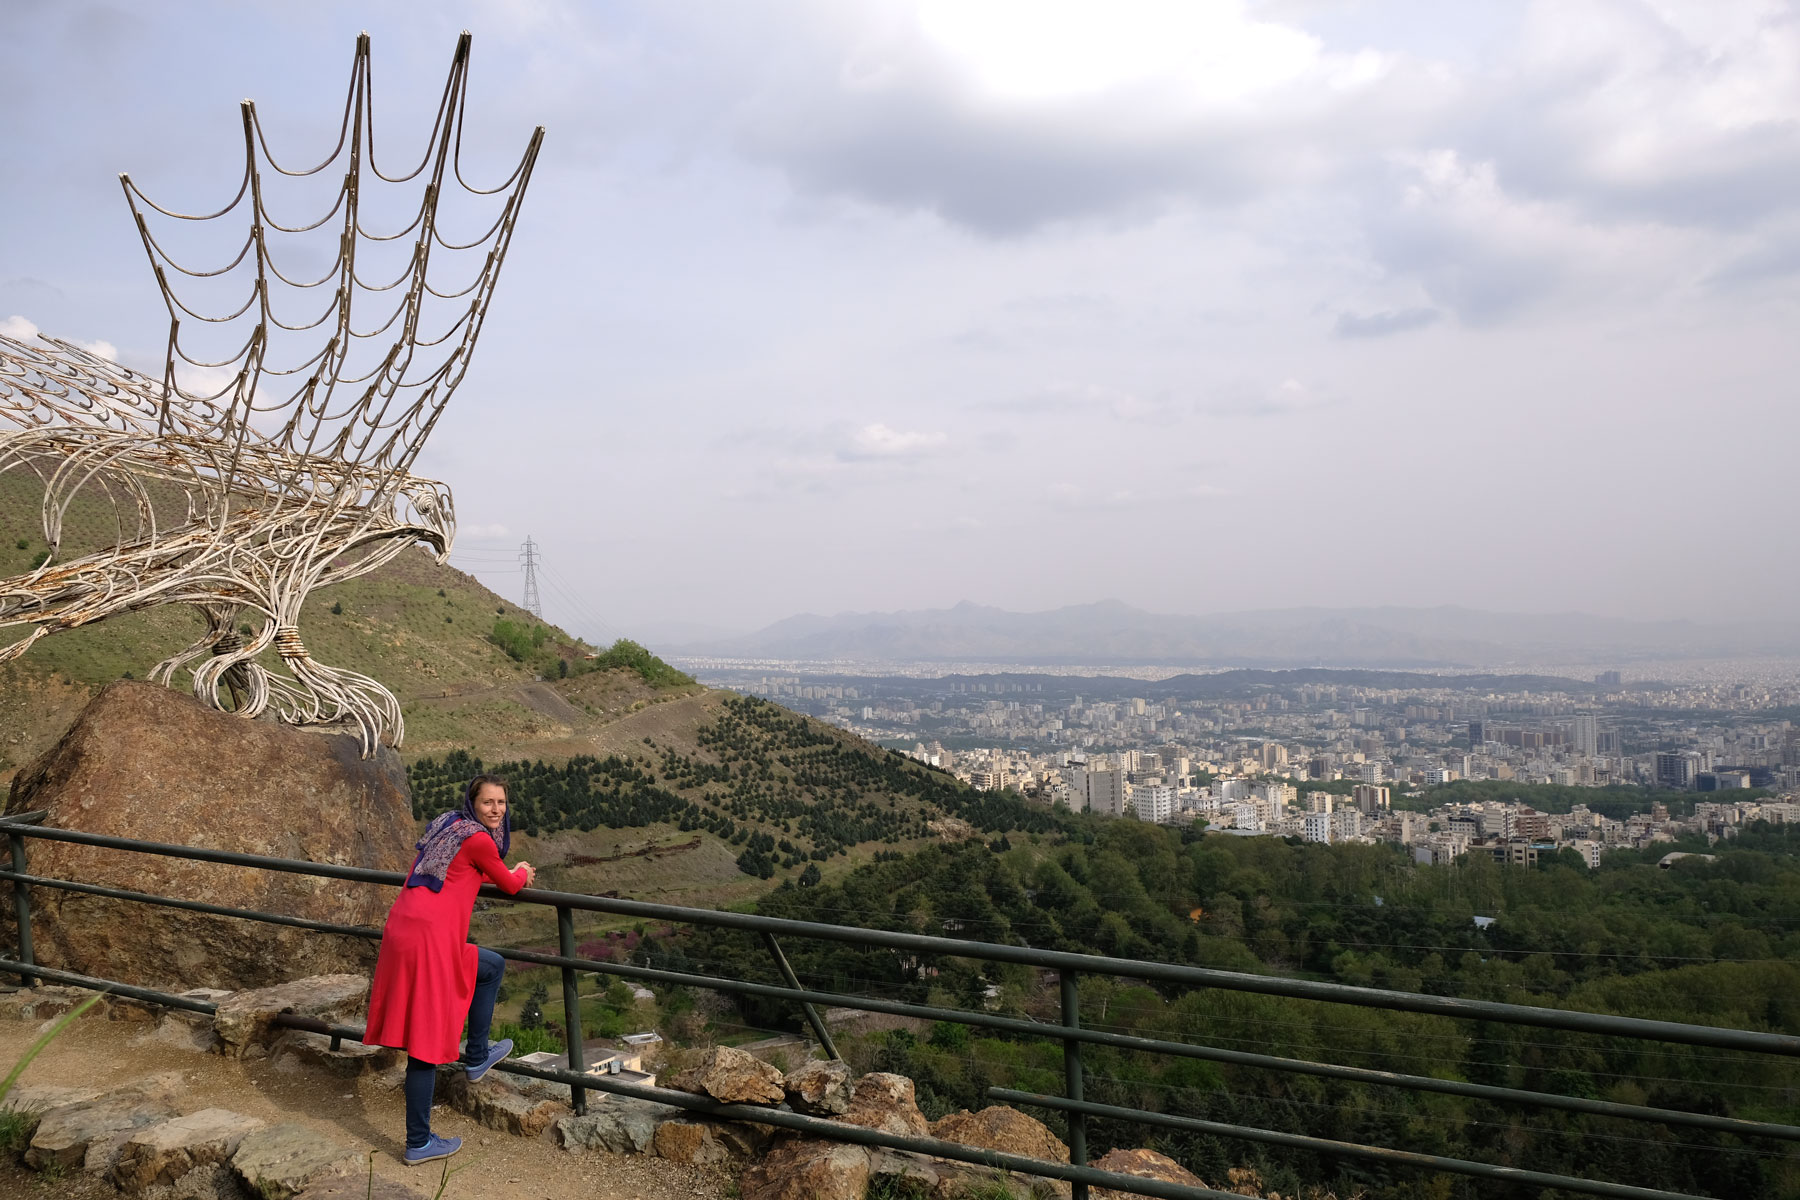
[1090,1148,1213,1200]
[666,1045,786,1105]
[841,1072,930,1139]
[2,681,416,990]
[930,1106,1069,1164]
[783,1058,852,1115]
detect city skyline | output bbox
[5,3,1799,637]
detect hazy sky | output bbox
[5,1,1799,644]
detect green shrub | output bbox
[585,639,694,688]
[491,1020,562,1056]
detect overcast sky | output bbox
[5,1,1799,645]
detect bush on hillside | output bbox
[490,618,549,661]
[586,638,694,688]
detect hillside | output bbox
[2,465,1039,919]
[0,465,699,781]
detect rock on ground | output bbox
[269,1028,398,1076]
[0,681,416,991]
[782,1058,851,1116]
[22,1071,187,1173]
[435,1069,569,1138]
[291,1175,429,1200]
[556,1099,683,1155]
[27,1093,183,1173]
[110,1107,266,1192]
[666,1044,786,1105]
[840,1072,929,1138]
[740,1136,873,1200]
[213,975,370,1058]
[229,1122,362,1200]
[931,1105,1069,1163]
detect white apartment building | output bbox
[1304,811,1332,844]
[1131,782,1175,824]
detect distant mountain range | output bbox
[673,600,1800,668]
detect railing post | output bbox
[761,930,840,1061]
[557,905,586,1114]
[1061,968,1087,1200]
[9,829,35,988]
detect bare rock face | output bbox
[651,1119,737,1165]
[666,1045,786,1105]
[841,1072,930,1139]
[1090,1147,1212,1200]
[930,1105,1069,1164]
[2,681,417,990]
[783,1058,852,1115]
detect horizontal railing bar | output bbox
[0,959,218,1015]
[989,1090,1715,1200]
[2,819,1795,1055]
[0,869,384,941]
[479,946,1800,1143]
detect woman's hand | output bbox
[515,860,536,887]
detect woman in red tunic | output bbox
[365,773,535,1164]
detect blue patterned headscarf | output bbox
[404,776,512,891]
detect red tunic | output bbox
[364,833,526,1064]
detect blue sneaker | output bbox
[462,1037,513,1082]
[404,1133,461,1166]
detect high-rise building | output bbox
[1654,751,1701,791]
[1468,720,1486,746]
[1303,812,1332,844]
[1596,671,1623,688]
[1571,715,1598,758]
[1352,784,1391,814]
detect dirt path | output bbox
[0,1012,734,1200]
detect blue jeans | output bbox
[404,946,505,1148]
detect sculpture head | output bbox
[400,478,457,562]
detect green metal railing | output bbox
[2,811,1795,1200]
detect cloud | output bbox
[987,382,1178,423]
[732,0,1415,234]
[0,315,39,341]
[1333,306,1440,338]
[839,423,949,460]
[1197,377,1334,418]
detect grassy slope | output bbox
[0,466,698,777]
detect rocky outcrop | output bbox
[666,1044,786,1105]
[783,1058,851,1115]
[2,681,416,990]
